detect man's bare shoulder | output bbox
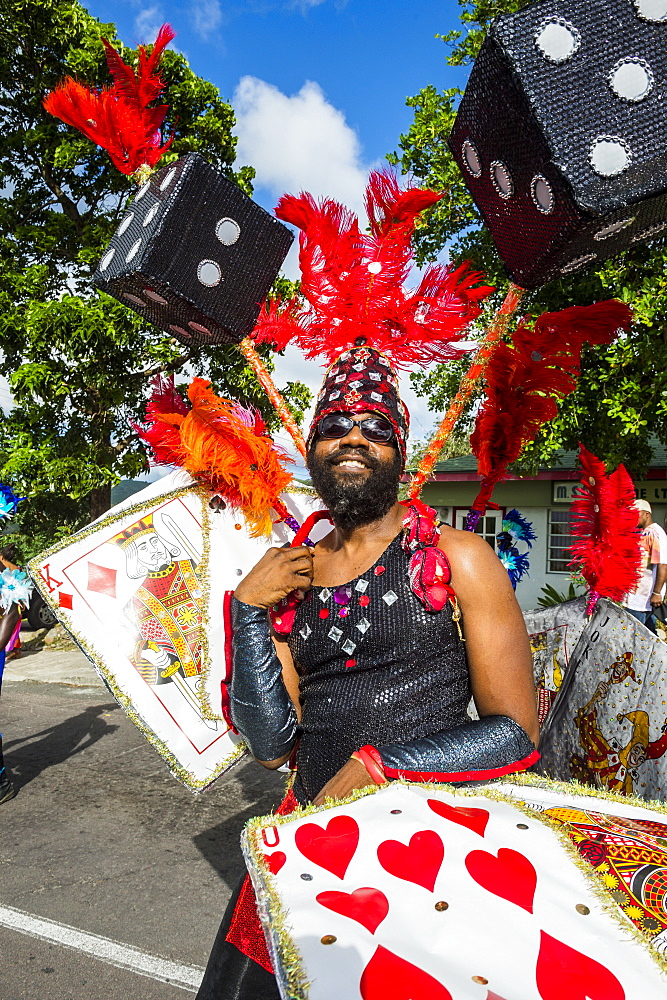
[437,523,494,555]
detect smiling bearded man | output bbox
[195,345,540,1000]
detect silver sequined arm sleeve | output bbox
[375,716,539,784]
[230,598,298,762]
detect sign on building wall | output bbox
[553,480,667,503]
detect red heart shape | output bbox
[377,830,444,891]
[536,931,625,1000]
[294,815,359,879]
[427,799,489,838]
[360,945,452,1000]
[264,851,286,875]
[316,887,389,934]
[465,847,537,913]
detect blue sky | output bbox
[83,0,472,457]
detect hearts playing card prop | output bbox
[244,783,667,1000]
[316,888,389,935]
[377,830,444,892]
[294,815,360,879]
[265,852,286,875]
[360,946,452,1000]
[465,847,537,913]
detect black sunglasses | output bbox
[317,412,395,444]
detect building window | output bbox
[548,509,574,572]
[454,509,501,550]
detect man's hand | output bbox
[312,757,377,806]
[650,590,664,608]
[234,545,315,609]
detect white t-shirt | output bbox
[624,522,667,611]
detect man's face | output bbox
[135,531,171,571]
[307,411,403,528]
[637,510,651,529]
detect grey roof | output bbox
[412,440,667,476]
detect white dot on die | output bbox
[215,218,241,245]
[561,253,597,274]
[462,140,482,178]
[491,161,514,199]
[531,175,555,214]
[159,167,177,192]
[197,260,222,287]
[144,290,168,305]
[169,324,191,338]
[609,58,653,102]
[99,248,115,271]
[633,0,667,21]
[535,18,581,63]
[134,183,150,203]
[594,217,635,240]
[126,239,142,262]
[117,212,134,236]
[189,322,212,335]
[143,204,159,227]
[367,261,382,274]
[590,137,631,177]
[123,292,145,307]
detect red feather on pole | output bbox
[43,25,175,177]
[135,376,294,537]
[252,169,494,368]
[568,445,642,613]
[467,300,632,526]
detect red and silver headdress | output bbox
[252,170,494,463]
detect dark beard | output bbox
[307,447,402,529]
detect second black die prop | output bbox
[93,153,294,346]
[449,0,667,289]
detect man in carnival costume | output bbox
[196,173,540,1000]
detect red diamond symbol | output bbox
[87,562,117,598]
[58,592,73,610]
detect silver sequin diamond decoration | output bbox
[299,624,312,640]
[348,380,362,389]
[353,363,365,371]
[342,639,356,655]
[382,590,398,606]
[355,579,369,593]
[356,618,370,634]
[319,588,331,602]
[328,626,343,642]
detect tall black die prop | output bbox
[449,0,667,289]
[93,153,293,346]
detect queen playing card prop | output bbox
[244,780,667,1000]
[29,472,323,790]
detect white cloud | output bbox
[289,0,326,10]
[134,6,165,42]
[233,77,371,220]
[190,0,223,38]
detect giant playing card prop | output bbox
[244,779,667,1000]
[28,472,324,789]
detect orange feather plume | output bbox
[43,24,175,176]
[136,376,294,536]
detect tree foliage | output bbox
[390,0,667,478]
[0,0,309,548]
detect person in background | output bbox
[0,598,22,802]
[624,499,667,635]
[0,545,23,659]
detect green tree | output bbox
[0,0,309,548]
[390,0,667,478]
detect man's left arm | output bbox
[649,526,667,608]
[313,531,539,805]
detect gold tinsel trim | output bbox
[28,483,246,791]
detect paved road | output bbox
[0,644,284,999]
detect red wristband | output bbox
[351,744,387,785]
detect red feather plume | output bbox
[569,445,642,606]
[252,169,494,368]
[469,300,632,513]
[135,376,293,537]
[43,25,175,176]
